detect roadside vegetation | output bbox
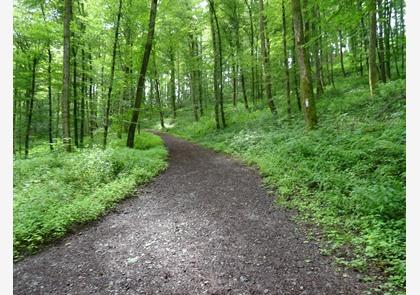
[163,76,405,294]
[13,132,167,260]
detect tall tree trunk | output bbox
[41,3,54,150]
[153,58,165,129]
[313,5,323,97]
[209,0,220,129]
[104,0,123,148]
[281,0,291,118]
[88,51,96,139]
[209,0,226,127]
[259,0,277,115]
[72,48,79,148]
[291,0,317,129]
[13,90,17,155]
[24,58,37,158]
[232,62,237,107]
[244,0,256,108]
[329,48,336,89]
[169,47,177,118]
[369,0,379,95]
[338,30,347,77]
[80,46,86,147]
[127,0,158,148]
[377,0,387,83]
[47,48,54,150]
[62,0,72,152]
[384,0,391,79]
[392,2,400,78]
[399,0,405,73]
[189,34,199,122]
[291,16,301,111]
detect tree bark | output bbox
[259,0,277,115]
[369,0,378,95]
[126,0,158,148]
[153,58,165,129]
[104,0,123,148]
[72,47,79,148]
[209,0,221,129]
[281,0,291,118]
[24,58,37,158]
[169,47,177,118]
[40,3,54,150]
[338,30,347,77]
[62,0,72,152]
[377,0,387,83]
[291,0,317,129]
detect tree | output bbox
[104,0,123,148]
[259,0,277,115]
[62,0,72,152]
[126,0,158,148]
[369,0,378,95]
[291,0,317,129]
[281,0,291,118]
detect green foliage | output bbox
[13,132,167,259]
[167,77,406,293]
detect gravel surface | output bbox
[14,133,368,294]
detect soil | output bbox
[14,133,369,294]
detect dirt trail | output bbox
[14,134,368,294]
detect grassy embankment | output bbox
[14,131,168,260]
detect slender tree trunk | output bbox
[392,2,400,78]
[80,46,86,147]
[62,0,72,152]
[313,5,323,97]
[72,48,79,148]
[41,4,54,150]
[259,0,277,115]
[13,90,17,155]
[208,0,220,129]
[127,0,158,148]
[377,0,387,83]
[47,48,54,150]
[244,0,256,108]
[24,58,37,158]
[281,0,291,118]
[384,0,391,79]
[169,47,177,118]
[291,0,317,129]
[153,60,165,129]
[399,0,405,73]
[88,51,96,139]
[209,0,226,127]
[189,34,199,121]
[369,0,379,95]
[291,16,301,111]
[104,0,123,148]
[232,62,237,107]
[329,48,336,89]
[338,30,347,77]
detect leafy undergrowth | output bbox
[13,131,168,260]
[166,77,406,294]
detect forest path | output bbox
[14,133,368,294]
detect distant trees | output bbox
[13,0,406,156]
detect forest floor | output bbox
[14,133,370,294]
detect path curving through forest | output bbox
[14,133,368,294]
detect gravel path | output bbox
[14,133,368,294]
